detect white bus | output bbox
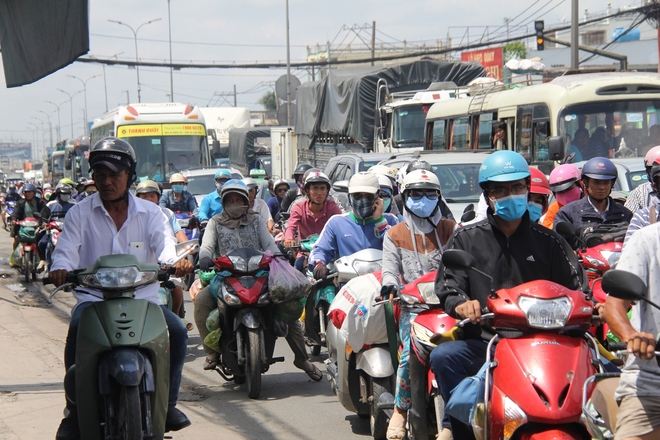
[424,72,660,172]
[90,103,210,185]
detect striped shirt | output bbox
[623,202,660,247]
[624,182,657,213]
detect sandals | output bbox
[302,363,323,381]
[203,356,219,370]
[386,427,406,440]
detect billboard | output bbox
[461,47,504,81]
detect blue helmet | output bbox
[220,179,249,204]
[215,169,232,180]
[24,183,37,193]
[478,151,530,188]
[582,157,617,182]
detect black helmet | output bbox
[89,137,138,182]
[582,157,617,183]
[292,163,313,180]
[405,159,432,174]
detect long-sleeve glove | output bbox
[313,263,329,280]
[199,257,214,272]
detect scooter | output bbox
[157,240,199,326]
[174,212,199,289]
[16,217,41,283]
[209,247,284,399]
[442,249,600,439]
[44,249,194,440]
[5,199,16,230]
[45,219,65,270]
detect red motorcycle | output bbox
[45,219,65,269]
[442,249,600,440]
[16,217,41,283]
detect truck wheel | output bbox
[246,328,262,399]
[118,385,143,440]
[370,377,392,440]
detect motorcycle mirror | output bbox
[462,203,475,214]
[602,270,653,305]
[460,208,476,223]
[442,249,476,270]
[332,180,349,193]
[556,221,578,238]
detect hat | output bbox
[90,151,133,173]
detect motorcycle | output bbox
[44,250,194,440]
[45,219,65,270]
[174,212,199,290]
[208,247,284,399]
[16,217,41,283]
[325,248,397,440]
[441,249,600,439]
[5,200,16,230]
[157,240,199,326]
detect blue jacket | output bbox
[554,196,632,230]
[267,196,282,219]
[159,189,198,214]
[310,212,398,267]
[198,190,222,221]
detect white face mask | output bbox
[60,194,71,203]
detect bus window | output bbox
[477,113,494,149]
[431,120,446,150]
[516,106,533,161]
[452,117,470,150]
[516,104,549,162]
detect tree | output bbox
[503,42,527,62]
[259,91,277,111]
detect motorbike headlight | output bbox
[352,259,382,276]
[177,218,190,228]
[584,255,607,269]
[221,283,241,305]
[257,292,270,304]
[248,254,264,272]
[21,220,39,227]
[418,282,440,305]
[502,396,528,440]
[517,296,572,329]
[600,250,621,269]
[229,256,247,273]
[80,266,157,290]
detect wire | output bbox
[90,33,307,48]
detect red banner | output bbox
[461,47,503,81]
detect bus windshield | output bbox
[52,154,64,174]
[392,104,429,148]
[559,100,660,159]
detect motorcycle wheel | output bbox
[31,251,38,281]
[118,385,143,440]
[245,328,262,399]
[23,249,30,284]
[370,377,392,440]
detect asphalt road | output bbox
[0,226,371,439]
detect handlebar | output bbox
[457,312,495,328]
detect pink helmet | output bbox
[549,164,581,193]
[644,145,660,167]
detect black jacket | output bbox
[553,196,632,230]
[10,198,47,222]
[435,212,584,340]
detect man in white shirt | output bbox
[243,177,274,232]
[50,137,193,439]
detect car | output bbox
[181,167,244,206]
[572,157,647,195]
[323,152,409,184]
[379,150,494,218]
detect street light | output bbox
[108,17,162,103]
[57,88,82,138]
[37,110,54,153]
[30,116,46,159]
[44,100,64,142]
[27,122,39,160]
[66,74,100,135]
[167,0,174,102]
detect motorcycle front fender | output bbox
[356,347,395,378]
[97,349,153,392]
[234,308,262,330]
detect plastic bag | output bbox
[204,328,222,353]
[268,257,311,304]
[445,361,489,426]
[273,297,306,322]
[206,308,221,332]
[9,245,21,267]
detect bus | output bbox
[90,103,210,186]
[424,72,660,172]
[63,135,90,183]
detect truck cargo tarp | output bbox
[229,127,271,173]
[295,60,485,149]
[0,0,89,87]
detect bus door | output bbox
[515,104,550,163]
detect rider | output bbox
[527,167,552,224]
[74,179,97,202]
[623,145,660,213]
[49,137,193,439]
[394,160,455,221]
[280,163,313,213]
[3,184,20,230]
[267,178,290,220]
[37,183,77,271]
[9,183,46,252]
[193,180,323,381]
[243,177,274,232]
[160,173,198,214]
[310,172,398,279]
[541,164,583,229]
[624,159,660,246]
[283,171,342,272]
[198,169,232,223]
[553,157,632,242]
[429,150,583,440]
[382,170,457,440]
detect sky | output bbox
[0,0,647,153]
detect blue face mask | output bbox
[490,193,528,222]
[383,197,392,212]
[405,196,438,218]
[172,184,184,193]
[527,201,543,222]
[351,197,375,219]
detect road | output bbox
[0,227,371,439]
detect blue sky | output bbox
[0,0,645,148]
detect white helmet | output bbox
[273,178,290,192]
[376,174,393,191]
[402,170,441,193]
[349,172,379,194]
[169,173,186,184]
[242,177,258,191]
[368,164,397,181]
[396,167,407,192]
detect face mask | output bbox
[225,204,248,219]
[215,181,224,191]
[86,190,96,196]
[527,201,543,222]
[60,194,71,203]
[36,193,42,199]
[172,184,184,193]
[555,186,582,206]
[383,197,392,212]
[351,197,375,219]
[405,196,437,218]
[297,181,304,190]
[490,193,528,222]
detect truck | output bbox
[199,107,252,159]
[228,127,272,177]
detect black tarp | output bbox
[0,0,89,87]
[228,127,271,174]
[295,59,486,149]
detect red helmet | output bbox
[645,145,660,167]
[529,168,551,196]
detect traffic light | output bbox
[535,20,545,51]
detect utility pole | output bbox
[571,0,579,69]
[371,21,376,66]
[285,0,292,126]
[233,84,237,107]
[167,0,174,102]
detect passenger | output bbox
[369,164,402,219]
[382,170,456,440]
[587,126,609,159]
[160,173,198,214]
[309,172,398,279]
[280,163,313,213]
[429,150,583,440]
[38,183,76,271]
[267,179,290,220]
[567,128,589,162]
[197,169,231,222]
[553,157,632,244]
[491,121,507,148]
[243,177,274,232]
[194,180,323,381]
[283,171,341,272]
[528,168,551,224]
[541,164,583,229]
[623,146,660,213]
[624,159,660,247]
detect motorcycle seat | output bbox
[591,377,621,432]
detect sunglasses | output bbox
[409,189,439,200]
[276,187,288,193]
[378,191,392,199]
[215,178,230,183]
[351,193,376,202]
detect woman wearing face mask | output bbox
[541,164,583,229]
[381,170,456,440]
[194,180,323,381]
[528,168,551,225]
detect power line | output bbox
[90,32,308,48]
